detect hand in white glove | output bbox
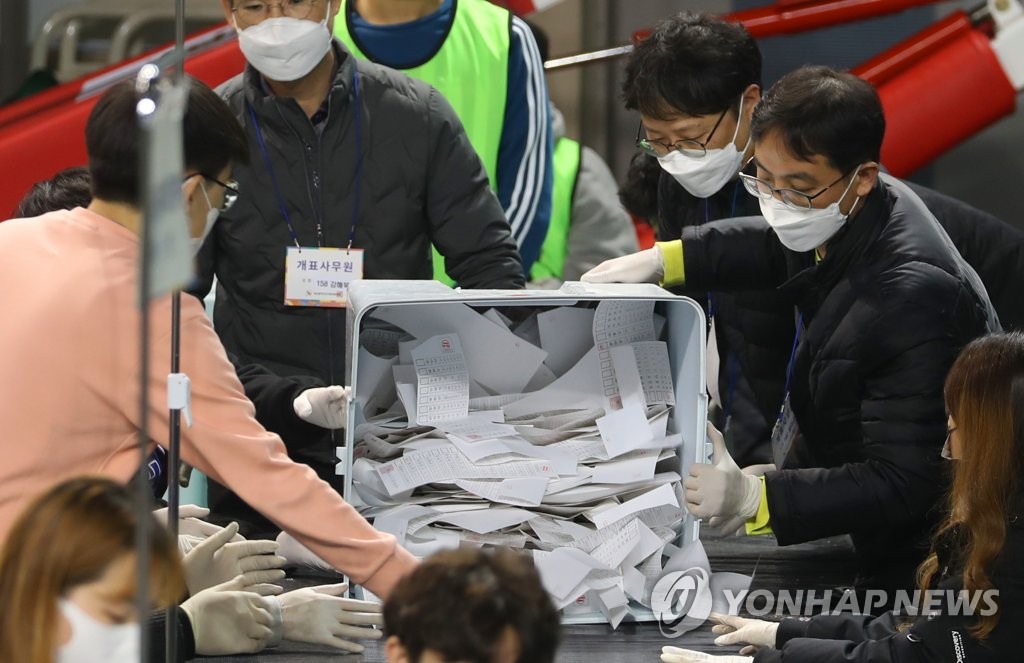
[275,531,335,572]
[275,582,384,653]
[684,423,761,534]
[181,576,283,655]
[661,646,752,663]
[711,612,779,655]
[293,385,350,429]
[153,504,242,541]
[580,246,664,284]
[183,521,287,595]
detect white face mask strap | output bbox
[729,94,745,144]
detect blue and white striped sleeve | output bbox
[498,15,553,274]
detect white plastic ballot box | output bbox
[342,280,709,624]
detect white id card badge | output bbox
[771,395,800,469]
[285,246,364,307]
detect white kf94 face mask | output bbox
[57,599,140,663]
[236,14,332,82]
[656,95,750,199]
[758,166,863,253]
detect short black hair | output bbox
[383,548,560,663]
[14,166,92,217]
[751,65,885,173]
[619,152,661,221]
[623,12,761,119]
[86,76,248,205]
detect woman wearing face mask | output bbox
[0,476,184,663]
[660,331,1024,663]
[584,66,998,602]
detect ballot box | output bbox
[342,280,708,625]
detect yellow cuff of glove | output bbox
[656,240,685,287]
[744,476,772,536]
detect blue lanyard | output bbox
[245,68,362,250]
[779,313,805,421]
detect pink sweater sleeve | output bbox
[147,300,416,599]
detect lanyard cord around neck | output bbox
[246,67,363,250]
[779,313,805,421]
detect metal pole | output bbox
[166,2,187,659]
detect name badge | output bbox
[284,246,364,308]
[771,395,800,469]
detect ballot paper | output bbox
[411,334,469,425]
[455,478,549,507]
[376,446,558,496]
[374,303,548,394]
[596,403,654,458]
[538,307,596,375]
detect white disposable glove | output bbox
[711,612,780,655]
[183,521,287,595]
[293,385,350,429]
[580,246,664,284]
[275,531,335,572]
[274,582,384,653]
[742,463,777,478]
[181,576,283,655]
[684,423,761,534]
[153,504,242,541]
[662,647,753,663]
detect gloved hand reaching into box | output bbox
[293,385,350,429]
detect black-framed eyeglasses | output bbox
[187,173,240,212]
[635,108,729,159]
[232,0,320,27]
[739,162,857,211]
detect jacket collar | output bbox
[778,181,890,318]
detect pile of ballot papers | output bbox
[348,299,694,626]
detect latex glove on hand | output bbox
[182,576,283,655]
[711,612,779,656]
[274,582,384,653]
[580,246,664,284]
[183,522,287,595]
[276,531,335,573]
[294,385,350,429]
[662,647,752,663]
[685,423,761,535]
[153,504,241,541]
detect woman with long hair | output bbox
[662,331,1024,662]
[0,476,184,663]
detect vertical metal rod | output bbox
[137,111,154,663]
[166,291,181,663]
[174,0,186,82]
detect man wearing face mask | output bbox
[584,66,998,598]
[193,0,524,533]
[620,13,796,470]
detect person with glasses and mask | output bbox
[585,65,998,603]
[620,12,797,473]
[194,0,524,536]
[660,333,1024,663]
[0,79,417,612]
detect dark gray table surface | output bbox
[188,532,858,662]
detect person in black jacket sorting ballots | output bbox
[583,66,999,597]
[660,332,1024,663]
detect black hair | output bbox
[623,12,761,119]
[619,152,661,221]
[751,65,885,173]
[14,166,92,217]
[86,76,249,205]
[384,548,561,663]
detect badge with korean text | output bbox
[284,246,364,307]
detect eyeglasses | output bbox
[232,0,320,26]
[187,173,240,212]
[635,108,728,159]
[739,164,857,211]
